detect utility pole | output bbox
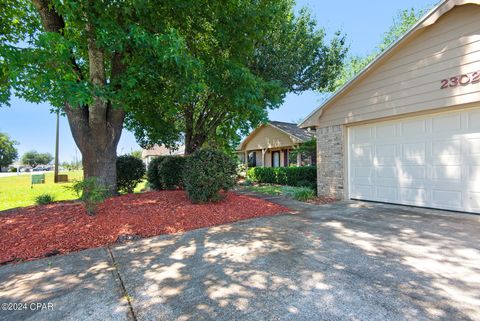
[54,111,60,183]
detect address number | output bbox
[441,71,480,89]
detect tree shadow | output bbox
[111,203,480,320]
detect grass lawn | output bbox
[242,184,316,201]
[0,171,84,211]
[0,170,149,212]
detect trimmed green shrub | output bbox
[147,156,187,190]
[146,156,168,190]
[158,156,186,190]
[35,193,55,205]
[183,149,237,203]
[246,166,316,189]
[71,177,109,215]
[116,155,146,194]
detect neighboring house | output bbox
[300,0,480,214]
[237,121,315,168]
[141,145,185,167]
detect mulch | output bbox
[306,196,339,205]
[0,191,290,264]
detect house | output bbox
[141,145,185,167]
[237,121,315,167]
[300,0,480,214]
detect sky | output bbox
[0,0,436,162]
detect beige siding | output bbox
[243,125,295,150]
[317,4,480,128]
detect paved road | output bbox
[0,197,479,321]
[0,170,53,178]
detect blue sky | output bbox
[0,0,435,162]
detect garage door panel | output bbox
[400,119,426,137]
[398,165,427,180]
[375,186,398,201]
[352,127,373,143]
[376,166,396,178]
[399,187,428,206]
[351,145,373,163]
[467,138,480,155]
[352,185,374,199]
[402,142,426,165]
[467,109,480,130]
[431,113,461,133]
[348,108,480,213]
[432,139,462,156]
[470,192,480,211]
[375,124,396,138]
[432,165,462,182]
[432,190,462,208]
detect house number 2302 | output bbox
[440,71,480,89]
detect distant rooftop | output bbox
[269,121,314,141]
[141,145,185,158]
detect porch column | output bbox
[297,152,301,167]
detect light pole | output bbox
[54,110,60,183]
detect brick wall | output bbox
[316,125,345,199]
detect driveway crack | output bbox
[106,246,138,321]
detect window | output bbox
[247,151,257,167]
[272,151,280,167]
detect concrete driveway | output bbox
[1,197,479,321]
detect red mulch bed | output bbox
[0,191,289,264]
[306,196,339,205]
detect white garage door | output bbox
[348,108,480,213]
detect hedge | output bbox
[147,155,187,190]
[117,155,146,194]
[183,149,237,203]
[246,166,316,189]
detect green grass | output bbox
[243,184,316,201]
[0,171,84,211]
[243,184,284,196]
[0,171,151,212]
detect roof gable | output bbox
[299,0,480,128]
[237,121,313,150]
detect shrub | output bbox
[35,193,55,205]
[71,177,109,215]
[116,155,146,194]
[246,166,316,188]
[146,156,187,190]
[183,149,237,203]
[158,156,186,190]
[146,156,167,190]
[291,187,315,202]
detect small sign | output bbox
[31,174,45,187]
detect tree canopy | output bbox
[333,8,427,91]
[123,3,347,153]
[0,132,18,168]
[21,150,53,168]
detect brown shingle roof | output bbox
[269,121,314,141]
[141,145,185,158]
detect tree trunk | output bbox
[33,0,126,195]
[81,140,119,192]
[184,106,195,155]
[65,102,124,195]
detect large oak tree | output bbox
[1,0,297,191]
